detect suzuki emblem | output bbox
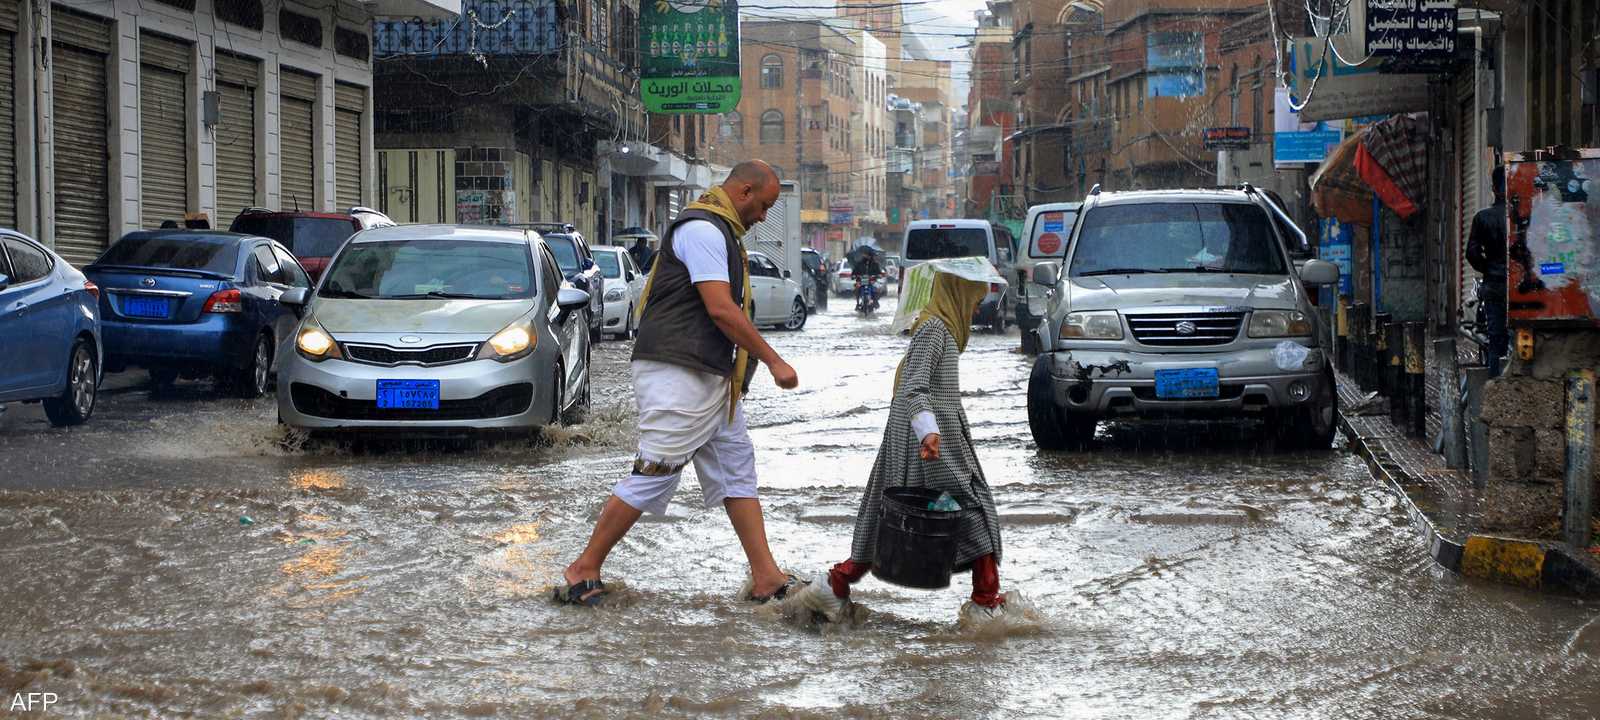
[1175,321,1197,336]
[399,335,423,344]
[141,277,157,288]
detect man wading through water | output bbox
[557,161,802,606]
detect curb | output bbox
[1337,413,1600,598]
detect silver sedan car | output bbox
[276,225,593,434]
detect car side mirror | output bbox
[281,287,309,307]
[583,258,595,271]
[1032,261,1060,288]
[783,269,792,279]
[1299,259,1340,287]
[557,287,590,311]
[0,273,9,291]
[626,271,636,282]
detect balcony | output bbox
[374,0,561,56]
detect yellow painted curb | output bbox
[1460,536,1546,588]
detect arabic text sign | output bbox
[640,0,741,113]
[1285,37,1430,122]
[1204,127,1253,150]
[1275,129,1342,165]
[1365,0,1457,57]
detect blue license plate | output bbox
[376,379,440,409]
[1154,368,1220,399]
[122,296,169,318]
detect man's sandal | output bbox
[554,579,608,607]
[748,574,801,604]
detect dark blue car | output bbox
[0,230,102,426]
[86,231,311,397]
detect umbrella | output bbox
[846,244,883,264]
[1310,129,1373,226]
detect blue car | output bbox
[86,231,311,397]
[0,229,102,426]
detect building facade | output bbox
[2,0,436,265]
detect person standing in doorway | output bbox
[557,160,802,607]
[1467,164,1508,376]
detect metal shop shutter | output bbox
[1456,72,1478,318]
[333,83,364,209]
[215,52,259,220]
[140,32,190,229]
[0,19,15,230]
[50,7,111,266]
[278,69,318,211]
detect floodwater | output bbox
[3,296,1600,719]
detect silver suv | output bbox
[1025,187,1341,450]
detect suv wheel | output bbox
[1027,354,1094,451]
[1276,369,1337,450]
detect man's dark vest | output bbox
[631,209,748,378]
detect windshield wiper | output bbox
[390,290,493,300]
[1162,266,1235,273]
[1078,268,1167,277]
[320,288,375,299]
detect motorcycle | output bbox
[855,274,882,316]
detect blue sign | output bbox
[1276,129,1341,164]
[1320,217,1354,296]
[1541,262,1566,275]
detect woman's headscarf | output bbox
[895,271,989,389]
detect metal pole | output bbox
[1465,366,1490,490]
[1387,322,1406,427]
[1564,369,1595,551]
[1438,337,1466,468]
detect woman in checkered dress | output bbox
[798,271,1007,620]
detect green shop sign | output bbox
[640,0,741,113]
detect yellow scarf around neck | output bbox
[635,186,756,421]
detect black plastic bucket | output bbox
[871,487,962,589]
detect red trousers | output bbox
[828,555,1005,608]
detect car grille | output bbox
[343,343,478,367]
[1126,312,1245,347]
[290,383,534,421]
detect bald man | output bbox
[558,161,802,606]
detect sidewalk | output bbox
[1335,370,1600,597]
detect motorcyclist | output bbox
[852,251,883,313]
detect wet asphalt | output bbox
[2,295,1600,719]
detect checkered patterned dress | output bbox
[849,318,1003,571]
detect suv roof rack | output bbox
[1088,183,1102,196]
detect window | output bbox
[720,111,743,142]
[252,245,286,285]
[1,237,51,283]
[320,239,535,300]
[760,54,783,88]
[748,254,781,278]
[1069,203,1287,277]
[760,110,784,144]
[539,246,561,301]
[96,235,239,274]
[274,246,311,288]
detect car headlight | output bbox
[1061,311,1123,340]
[477,316,536,362]
[604,287,626,302]
[1248,310,1313,338]
[295,320,342,361]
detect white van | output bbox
[1016,202,1082,353]
[902,219,1016,333]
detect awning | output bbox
[362,0,457,19]
[1310,130,1372,225]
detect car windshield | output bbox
[594,251,622,279]
[95,235,239,274]
[1069,202,1286,277]
[546,236,580,273]
[906,227,988,260]
[230,216,355,259]
[319,239,535,300]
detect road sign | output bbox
[640,0,741,114]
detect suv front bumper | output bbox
[1046,345,1327,417]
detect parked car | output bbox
[86,230,310,397]
[1024,187,1340,451]
[1016,202,1082,353]
[541,232,606,342]
[590,245,646,339]
[902,219,1016,333]
[228,207,395,282]
[747,251,809,331]
[0,230,102,426]
[800,247,827,310]
[611,226,658,252]
[522,222,586,249]
[276,225,593,435]
[883,254,902,283]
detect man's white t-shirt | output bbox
[673,219,731,284]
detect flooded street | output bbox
[3,297,1600,719]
